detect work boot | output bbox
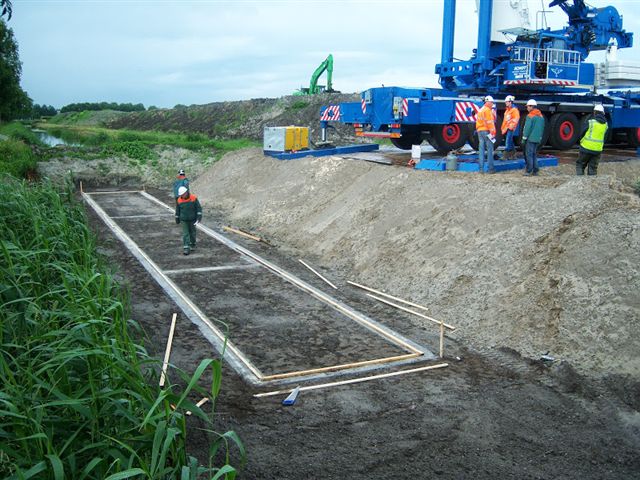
[183,248,190,256]
[190,243,196,250]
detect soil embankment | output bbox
[192,148,640,383]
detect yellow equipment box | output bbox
[263,126,309,152]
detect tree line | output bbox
[60,102,146,113]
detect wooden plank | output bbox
[299,259,337,289]
[159,313,178,387]
[223,226,262,242]
[348,280,429,312]
[366,293,456,331]
[254,363,449,398]
[260,352,423,381]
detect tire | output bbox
[548,113,579,149]
[467,125,479,150]
[626,127,640,147]
[390,131,422,150]
[427,123,469,153]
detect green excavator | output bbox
[294,54,338,95]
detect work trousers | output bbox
[181,221,197,251]
[478,130,494,172]
[504,129,515,152]
[576,151,601,175]
[525,141,539,174]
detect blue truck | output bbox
[320,0,640,153]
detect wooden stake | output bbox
[299,259,337,289]
[79,181,83,193]
[439,319,444,358]
[348,280,429,311]
[366,293,456,331]
[159,313,178,387]
[254,363,449,398]
[223,226,262,242]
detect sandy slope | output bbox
[193,148,640,378]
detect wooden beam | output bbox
[348,280,429,312]
[366,293,456,331]
[299,259,337,289]
[254,363,449,398]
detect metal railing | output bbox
[511,46,581,66]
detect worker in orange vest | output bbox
[475,95,497,174]
[501,95,520,160]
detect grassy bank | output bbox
[0,179,242,479]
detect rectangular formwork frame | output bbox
[83,190,436,386]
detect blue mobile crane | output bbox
[319,0,640,153]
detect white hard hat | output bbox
[526,99,537,107]
[178,186,188,196]
[178,169,185,176]
[505,95,515,102]
[484,95,494,103]
[594,104,605,113]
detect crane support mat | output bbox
[264,143,379,160]
[415,154,558,172]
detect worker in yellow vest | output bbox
[501,95,520,160]
[577,104,608,175]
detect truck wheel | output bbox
[390,132,422,150]
[428,123,468,153]
[467,125,479,150]
[626,127,640,147]
[549,113,579,149]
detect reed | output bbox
[0,178,242,479]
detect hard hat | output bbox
[526,99,537,107]
[178,186,188,196]
[178,169,185,176]
[505,95,515,102]
[594,104,605,113]
[484,95,494,103]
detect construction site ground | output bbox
[77,144,640,479]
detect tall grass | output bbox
[0,139,38,178]
[0,179,243,479]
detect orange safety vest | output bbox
[501,106,520,134]
[475,104,496,135]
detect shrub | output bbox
[102,141,154,162]
[634,179,640,196]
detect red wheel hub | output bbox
[635,128,640,143]
[559,121,574,141]
[442,124,461,144]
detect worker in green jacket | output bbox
[576,104,608,175]
[175,186,202,255]
[521,99,545,176]
[173,169,189,204]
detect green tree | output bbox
[1,0,12,20]
[0,19,32,121]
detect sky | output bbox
[7,0,640,109]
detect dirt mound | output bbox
[192,148,640,380]
[106,93,360,143]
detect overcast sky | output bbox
[7,0,640,109]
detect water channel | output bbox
[32,129,78,147]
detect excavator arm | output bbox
[309,54,334,94]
